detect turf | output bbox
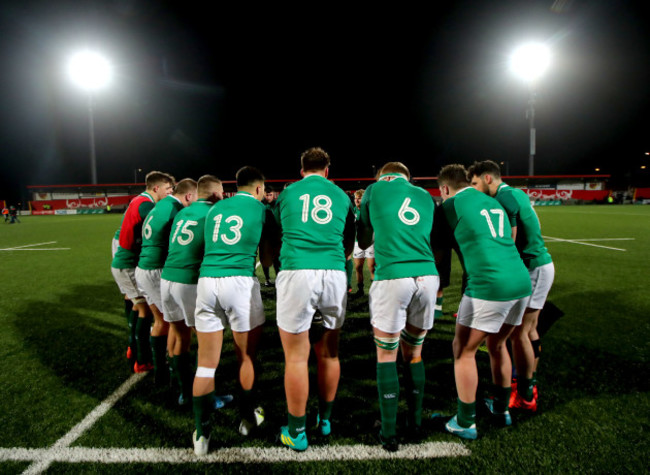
[0,206,648,473]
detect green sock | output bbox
[193,392,215,439]
[124,300,133,323]
[435,296,443,318]
[532,371,537,387]
[405,360,425,427]
[135,316,152,364]
[345,259,353,288]
[240,388,254,422]
[127,309,138,356]
[174,353,193,399]
[457,398,476,428]
[518,377,534,401]
[150,335,168,379]
[377,362,400,439]
[319,399,335,421]
[288,413,307,438]
[492,385,511,413]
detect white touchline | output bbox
[2,442,470,466]
[19,373,146,475]
[542,235,630,252]
[0,241,70,251]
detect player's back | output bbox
[112,192,154,269]
[442,187,531,301]
[138,195,184,270]
[201,192,266,278]
[274,175,353,271]
[363,176,437,280]
[496,184,552,270]
[162,199,213,284]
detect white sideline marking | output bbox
[20,373,146,474]
[2,442,470,465]
[543,235,633,252]
[0,241,70,251]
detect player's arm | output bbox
[498,193,518,241]
[356,190,373,250]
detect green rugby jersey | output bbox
[161,199,213,284]
[138,195,184,270]
[441,187,531,301]
[358,174,438,281]
[200,192,267,278]
[273,174,355,271]
[495,183,553,270]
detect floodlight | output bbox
[67,50,112,91]
[510,43,551,82]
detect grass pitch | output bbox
[0,205,648,474]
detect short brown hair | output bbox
[174,178,198,196]
[197,175,222,195]
[301,147,331,172]
[145,171,175,189]
[437,164,470,190]
[467,160,501,179]
[354,189,365,198]
[379,161,410,180]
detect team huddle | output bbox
[110,147,554,455]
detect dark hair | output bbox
[174,178,197,196]
[301,147,331,172]
[265,185,274,193]
[437,164,470,189]
[145,171,175,188]
[236,166,265,187]
[467,160,501,179]
[378,161,410,180]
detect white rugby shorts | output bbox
[135,267,163,310]
[526,262,555,310]
[276,269,347,334]
[369,275,439,334]
[457,295,528,333]
[111,267,141,300]
[111,238,119,259]
[353,242,375,259]
[194,276,265,333]
[160,279,197,327]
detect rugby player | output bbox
[352,189,376,297]
[136,178,198,384]
[192,166,271,456]
[357,162,439,451]
[160,175,223,406]
[467,160,554,412]
[111,171,174,373]
[273,147,355,451]
[437,164,531,439]
[261,185,280,286]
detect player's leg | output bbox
[400,275,437,433]
[279,329,311,436]
[192,329,223,454]
[449,322,486,436]
[170,320,193,403]
[366,256,376,281]
[149,303,170,385]
[374,326,401,450]
[485,322,517,424]
[400,323,427,431]
[345,257,353,293]
[353,257,365,296]
[313,327,340,435]
[232,325,264,434]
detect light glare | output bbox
[67,51,112,91]
[510,43,551,82]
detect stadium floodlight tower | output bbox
[510,42,551,176]
[67,50,113,185]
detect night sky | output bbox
[1,0,649,203]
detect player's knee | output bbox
[374,335,400,351]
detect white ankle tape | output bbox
[196,366,216,378]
